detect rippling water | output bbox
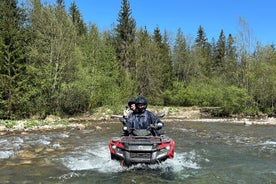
[0,120,275,184]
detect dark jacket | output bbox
[126,110,164,134]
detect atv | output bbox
[109,114,175,167]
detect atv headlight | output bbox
[112,145,117,150]
[165,146,170,150]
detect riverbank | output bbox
[0,107,275,135]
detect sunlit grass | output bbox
[0,119,69,129]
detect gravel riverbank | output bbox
[0,107,275,135]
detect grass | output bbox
[0,118,70,130]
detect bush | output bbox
[221,86,254,115]
[163,80,257,116]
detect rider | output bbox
[123,98,136,118]
[126,96,163,135]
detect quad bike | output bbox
[108,113,175,167]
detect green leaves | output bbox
[0,0,29,119]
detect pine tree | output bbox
[193,25,211,79]
[195,25,208,50]
[135,28,157,98]
[114,0,136,72]
[56,0,65,8]
[213,29,226,73]
[224,34,238,85]
[69,1,87,36]
[153,27,173,93]
[172,28,191,85]
[0,0,29,119]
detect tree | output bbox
[56,0,65,8]
[195,25,208,49]
[114,0,136,72]
[69,1,87,36]
[172,28,191,85]
[251,44,276,114]
[78,25,122,111]
[153,28,173,93]
[0,0,29,119]
[134,28,162,103]
[213,29,226,73]
[223,34,238,85]
[236,17,255,90]
[28,0,77,116]
[193,25,211,78]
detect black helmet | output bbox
[135,96,147,113]
[128,98,136,107]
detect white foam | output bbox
[61,142,203,174]
[0,139,8,144]
[0,151,14,159]
[163,151,201,172]
[52,143,61,149]
[61,142,125,173]
[261,140,276,145]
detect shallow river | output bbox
[0,120,275,184]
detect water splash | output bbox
[160,150,203,173]
[261,140,276,145]
[61,142,125,173]
[0,137,24,159]
[0,150,14,159]
[258,140,276,154]
[61,141,203,175]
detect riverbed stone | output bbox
[0,125,6,131]
[45,148,55,152]
[95,126,102,130]
[17,151,36,159]
[77,124,85,130]
[35,147,45,153]
[20,160,32,164]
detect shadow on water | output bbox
[0,120,276,183]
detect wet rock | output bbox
[77,124,85,130]
[45,148,55,152]
[17,151,36,159]
[22,144,32,150]
[52,143,60,149]
[0,131,7,136]
[0,125,6,131]
[57,146,67,151]
[20,160,32,164]
[244,120,253,126]
[21,131,29,135]
[95,126,102,130]
[35,147,45,153]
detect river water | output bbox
[0,120,275,184]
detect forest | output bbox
[0,0,275,120]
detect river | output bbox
[0,120,275,184]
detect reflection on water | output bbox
[0,120,276,184]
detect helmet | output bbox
[135,96,147,113]
[128,98,136,107]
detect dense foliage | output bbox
[0,0,275,119]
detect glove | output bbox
[122,126,128,131]
[157,122,163,129]
[123,109,129,117]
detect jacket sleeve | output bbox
[149,111,164,128]
[126,114,134,128]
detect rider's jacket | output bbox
[126,110,163,130]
